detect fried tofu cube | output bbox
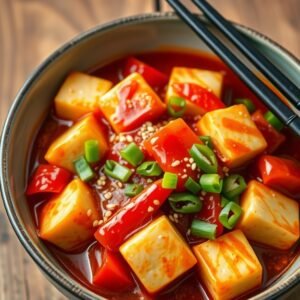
[197,104,267,168]
[120,216,197,294]
[193,230,262,300]
[99,73,165,133]
[55,72,113,121]
[45,115,108,172]
[39,179,100,251]
[237,180,299,250]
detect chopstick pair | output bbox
[166,0,300,136]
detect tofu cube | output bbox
[45,115,108,172]
[193,230,262,300]
[55,72,113,121]
[237,180,299,250]
[99,73,165,133]
[120,215,197,294]
[39,179,100,251]
[197,104,267,168]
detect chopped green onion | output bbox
[162,172,178,189]
[222,174,247,199]
[74,156,94,181]
[185,177,201,194]
[124,183,143,197]
[199,135,213,149]
[167,96,186,117]
[264,111,284,131]
[84,140,100,163]
[219,201,243,230]
[200,174,223,193]
[136,161,162,177]
[168,192,202,214]
[221,196,230,208]
[234,98,256,113]
[190,219,217,240]
[120,142,144,167]
[104,160,132,182]
[189,144,218,174]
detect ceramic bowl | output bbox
[0,13,299,300]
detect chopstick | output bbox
[192,0,300,110]
[166,0,300,136]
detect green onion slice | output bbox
[200,174,223,193]
[234,98,256,113]
[104,160,132,182]
[190,219,217,240]
[84,140,100,163]
[199,135,213,149]
[185,177,201,194]
[222,174,247,199]
[120,142,144,167]
[189,144,218,174]
[124,183,143,197]
[221,196,230,208]
[162,172,178,189]
[264,110,284,131]
[167,96,186,117]
[136,161,162,177]
[74,156,94,182]
[219,201,243,230]
[168,192,202,214]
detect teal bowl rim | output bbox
[0,12,299,300]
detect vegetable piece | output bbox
[200,174,223,193]
[237,180,299,250]
[94,179,172,251]
[264,110,284,131]
[74,156,94,181]
[258,155,300,198]
[122,57,168,91]
[84,140,100,163]
[222,174,247,199]
[54,71,113,121]
[104,160,132,182]
[167,96,186,117]
[45,115,108,172]
[184,177,201,194]
[197,104,267,168]
[144,118,200,190]
[219,202,243,230]
[93,250,134,291]
[99,73,165,133]
[26,164,71,195]
[221,196,230,208]
[136,161,162,177]
[189,144,218,173]
[190,219,217,240]
[199,135,213,149]
[162,172,178,189]
[39,179,100,251]
[193,230,262,300]
[168,192,202,214]
[120,216,197,294]
[124,184,143,197]
[234,98,256,113]
[251,110,286,153]
[120,142,144,167]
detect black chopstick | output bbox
[192,0,300,110]
[166,0,300,136]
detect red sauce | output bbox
[27,50,299,299]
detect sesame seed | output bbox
[86,209,92,217]
[109,134,116,143]
[189,158,194,163]
[119,136,126,142]
[147,178,153,183]
[104,210,112,218]
[100,175,106,181]
[173,213,179,219]
[106,203,117,210]
[127,202,135,209]
[187,163,191,167]
[201,191,207,196]
[183,157,189,162]
[187,229,191,236]
[183,169,187,173]
[153,200,160,206]
[147,126,155,132]
[93,220,99,227]
[150,137,158,145]
[181,174,188,179]
[191,163,197,170]
[104,192,112,200]
[147,206,154,212]
[117,181,123,188]
[169,215,175,222]
[171,160,180,167]
[98,220,104,225]
[126,135,133,142]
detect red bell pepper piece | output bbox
[26,164,72,195]
[122,57,168,91]
[94,179,172,251]
[93,250,134,291]
[258,155,300,199]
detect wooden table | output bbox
[0,0,299,299]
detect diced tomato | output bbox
[93,250,134,291]
[144,118,201,191]
[195,193,223,236]
[258,155,300,199]
[94,179,172,251]
[122,57,168,91]
[172,83,225,114]
[26,164,72,196]
[252,110,285,153]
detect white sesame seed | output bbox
[183,169,187,173]
[147,126,155,132]
[98,220,104,225]
[191,163,197,170]
[169,215,175,222]
[201,191,207,196]
[127,202,135,209]
[147,206,154,212]
[150,136,158,145]
[93,220,99,227]
[119,136,126,142]
[109,134,116,143]
[106,203,117,210]
[86,209,92,217]
[187,229,191,236]
[117,181,123,188]
[126,135,133,142]
[187,163,191,167]
[100,175,106,181]
[153,200,160,206]
[173,213,179,219]
[189,158,194,163]
[171,160,181,167]
[147,178,153,183]
[104,192,112,200]
[181,174,188,179]
[183,157,189,162]
[104,210,112,218]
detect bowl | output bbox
[0,12,299,300]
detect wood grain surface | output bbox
[0,0,299,299]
